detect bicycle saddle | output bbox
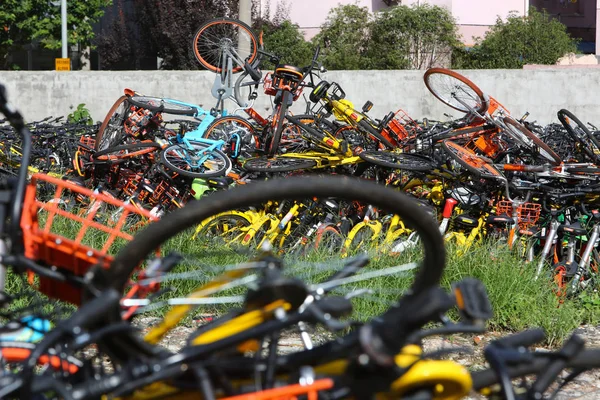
[274,64,303,80]
[559,222,587,236]
[455,213,480,228]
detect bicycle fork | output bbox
[569,223,600,295]
[535,220,560,279]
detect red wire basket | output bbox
[20,173,159,305]
[495,200,541,229]
[385,109,417,141]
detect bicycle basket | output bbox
[495,200,541,229]
[385,109,416,141]
[517,202,541,228]
[21,173,158,305]
[263,73,277,97]
[495,200,513,217]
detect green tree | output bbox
[312,4,371,70]
[453,8,578,69]
[1,0,111,69]
[258,21,313,69]
[252,1,312,69]
[365,4,460,70]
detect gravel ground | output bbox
[133,317,600,399]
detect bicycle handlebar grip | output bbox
[529,334,584,397]
[244,61,262,81]
[502,164,546,172]
[558,192,587,200]
[502,164,526,172]
[492,328,546,349]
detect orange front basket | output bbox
[20,173,158,304]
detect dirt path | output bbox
[135,318,600,399]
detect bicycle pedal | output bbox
[452,278,493,323]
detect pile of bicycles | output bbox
[1,18,596,299]
[1,82,600,400]
[0,116,97,178]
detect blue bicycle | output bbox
[124,95,232,179]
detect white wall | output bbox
[2,69,599,126]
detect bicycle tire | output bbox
[313,225,345,253]
[161,141,232,178]
[95,96,129,151]
[557,109,600,164]
[203,115,258,158]
[502,117,562,165]
[192,18,259,73]
[283,115,337,153]
[268,91,293,156]
[359,151,434,171]
[127,96,197,116]
[107,175,446,301]
[194,212,253,244]
[471,349,600,391]
[442,140,504,179]
[424,68,488,114]
[243,156,317,172]
[346,223,377,253]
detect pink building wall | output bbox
[452,0,529,44]
[262,0,599,53]
[260,0,529,44]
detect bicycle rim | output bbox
[193,18,258,73]
[161,142,231,178]
[359,151,434,171]
[424,68,487,114]
[96,96,129,151]
[243,156,317,172]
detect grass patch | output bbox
[5,215,600,346]
[442,241,600,346]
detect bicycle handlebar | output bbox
[497,164,548,173]
[492,328,546,349]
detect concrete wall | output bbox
[1,69,599,125]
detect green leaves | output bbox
[312,3,460,70]
[366,4,460,70]
[259,21,314,69]
[312,4,371,70]
[453,8,578,69]
[0,0,112,69]
[68,103,93,125]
